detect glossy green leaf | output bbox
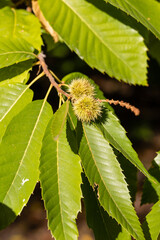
[0,37,36,69]
[79,123,144,240]
[146,200,160,240]
[0,7,42,51]
[0,82,33,143]
[0,100,53,215]
[81,173,121,240]
[40,101,82,240]
[39,0,147,85]
[97,110,156,183]
[106,0,160,40]
[0,60,33,83]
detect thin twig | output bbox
[49,70,61,83]
[38,53,70,98]
[98,99,140,116]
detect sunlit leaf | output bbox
[0,82,33,142]
[147,200,160,240]
[0,7,43,51]
[40,101,82,240]
[0,60,33,83]
[97,110,156,183]
[79,123,144,240]
[39,0,148,85]
[0,100,53,216]
[106,0,160,39]
[0,37,36,69]
[155,152,160,166]
[116,227,131,240]
[81,173,121,240]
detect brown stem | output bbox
[38,53,70,98]
[98,99,140,116]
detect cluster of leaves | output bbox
[0,0,160,240]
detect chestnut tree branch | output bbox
[38,53,70,98]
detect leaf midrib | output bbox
[82,124,140,240]
[0,85,28,122]
[3,101,45,205]
[56,139,67,240]
[61,0,140,79]
[101,122,150,178]
[53,103,69,239]
[0,51,35,56]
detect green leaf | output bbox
[42,32,59,53]
[141,161,160,205]
[142,183,158,205]
[141,152,160,205]
[0,7,43,51]
[146,200,160,240]
[79,123,144,240]
[106,0,160,40]
[155,152,160,166]
[116,152,137,202]
[0,100,53,216]
[81,173,121,240]
[149,153,160,198]
[116,228,131,240]
[141,180,158,205]
[40,101,82,240]
[0,82,33,143]
[0,37,36,69]
[66,103,80,153]
[0,203,16,230]
[142,221,152,240]
[39,0,147,85]
[148,34,160,65]
[0,7,41,81]
[97,110,156,183]
[0,60,33,83]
